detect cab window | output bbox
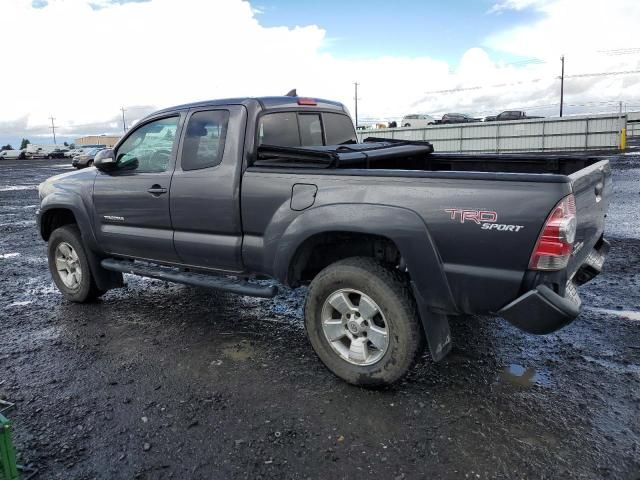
[116,116,179,173]
[181,110,229,171]
[258,112,356,147]
[299,114,323,145]
[324,113,357,145]
[259,112,299,147]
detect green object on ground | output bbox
[0,413,19,480]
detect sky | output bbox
[1,0,640,147]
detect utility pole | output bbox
[353,82,360,128]
[120,107,127,133]
[49,116,57,144]
[559,55,565,117]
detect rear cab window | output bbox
[258,111,356,147]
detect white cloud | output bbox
[0,0,639,136]
[488,0,552,14]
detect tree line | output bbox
[1,139,32,151]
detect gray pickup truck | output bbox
[37,95,611,386]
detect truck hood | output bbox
[38,168,96,200]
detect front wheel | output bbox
[305,257,424,387]
[48,225,104,302]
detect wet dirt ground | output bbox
[1,158,639,479]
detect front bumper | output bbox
[498,238,610,334]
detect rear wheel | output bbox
[48,225,104,302]
[305,257,424,387]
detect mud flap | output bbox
[411,282,452,361]
[85,248,124,291]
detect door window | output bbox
[181,110,230,171]
[116,116,179,173]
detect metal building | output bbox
[74,135,121,148]
[357,112,630,153]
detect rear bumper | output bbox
[498,237,609,334]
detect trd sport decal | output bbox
[444,208,524,232]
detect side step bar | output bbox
[100,258,278,298]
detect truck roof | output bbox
[152,96,348,118]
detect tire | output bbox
[403,123,411,127]
[48,225,104,302]
[305,257,424,387]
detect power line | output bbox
[565,69,640,78]
[597,48,640,56]
[422,77,547,95]
[421,69,640,96]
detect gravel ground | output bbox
[1,158,639,480]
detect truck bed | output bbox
[246,138,611,318]
[255,139,605,176]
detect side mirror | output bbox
[94,149,116,171]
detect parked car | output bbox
[439,113,481,124]
[485,111,544,122]
[71,148,102,168]
[46,148,67,159]
[0,149,27,160]
[26,145,69,158]
[37,95,611,387]
[401,114,436,128]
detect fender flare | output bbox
[39,192,98,248]
[39,193,123,291]
[271,203,457,360]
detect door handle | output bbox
[148,185,168,196]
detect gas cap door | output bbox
[290,183,318,211]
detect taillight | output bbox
[529,194,577,271]
[297,98,317,106]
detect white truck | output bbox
[0,149,27,160]
[26,144,69,159]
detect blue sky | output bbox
[2,0,639,147]
[34,0,541,62]
[256,0,540,63]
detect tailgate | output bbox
[567,159,612,276]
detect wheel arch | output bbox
[274,203,458,315]
[40,207,78,241]
[275,203,457,362]
[39,196,123,291]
